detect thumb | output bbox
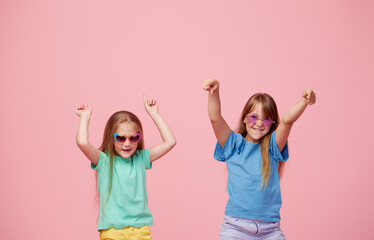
[302,90,307,97]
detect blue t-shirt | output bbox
[214,131,289,222]
[91,149,153,230]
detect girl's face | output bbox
[113,122,141,159]
[243,103,272,143]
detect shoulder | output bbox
[269,130,289,162]
[230,131,247,149]
[99,151,111,161]
[133,149,152,169]
[133,149,150,159]
[214,131,246,161]
[222,131,246,149]
[91,151,110,170]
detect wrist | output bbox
[80,114,91,122]
[300,97,308,106]
[148,111,160,119]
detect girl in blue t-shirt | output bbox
[76,96,176,240]
[203,79,316,240]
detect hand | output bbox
[144,95,159,115]
[203,78,219,94]
[76,104,92,118]
[302,89,316,105]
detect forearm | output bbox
[149,112,176,147]
[282,98,308,125]
[208,89,223,123]
[206,85,231,147]
[76,116,90,146]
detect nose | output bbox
[256,119,264,126]
[122,138,131,146]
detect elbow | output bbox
[169,139,177,149]
[210,118,219,125]
[165,138,177,151]
[76,139,88,148]
[210,115,224,125]
[281,116,294,126]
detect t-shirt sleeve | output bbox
[140,149,152,170]
[269,131,289,162]
[91,151,107,170]
[214,131,244,162]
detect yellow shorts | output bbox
[100,226,151,240]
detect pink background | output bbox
[1,0,373,239]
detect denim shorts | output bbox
[219,215,286,240]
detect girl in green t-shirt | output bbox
[76,96,176,240]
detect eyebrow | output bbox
[115,132,140,136]
[249,113,270,118]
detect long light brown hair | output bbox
[98,111,144,209]
[236,93,285,188]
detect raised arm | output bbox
[76,104,100,165]
[202,79,231,147]
[275,89,316,151]
[144,96,176,163]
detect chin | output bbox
[121,152,135,159]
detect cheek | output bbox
[246,122,254,130]
[264,128,271,135]
[114,144,122,154]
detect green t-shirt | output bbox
[91,149,153,230]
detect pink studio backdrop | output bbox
[1,0,373,239]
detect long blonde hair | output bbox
[98,111,144,208]
[236,93,285,188]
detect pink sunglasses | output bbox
[246,114,275,128]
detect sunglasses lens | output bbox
[115,134,126,143]
[263,119,273,128]
[130,134,141,144]
[247,115,257,124]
